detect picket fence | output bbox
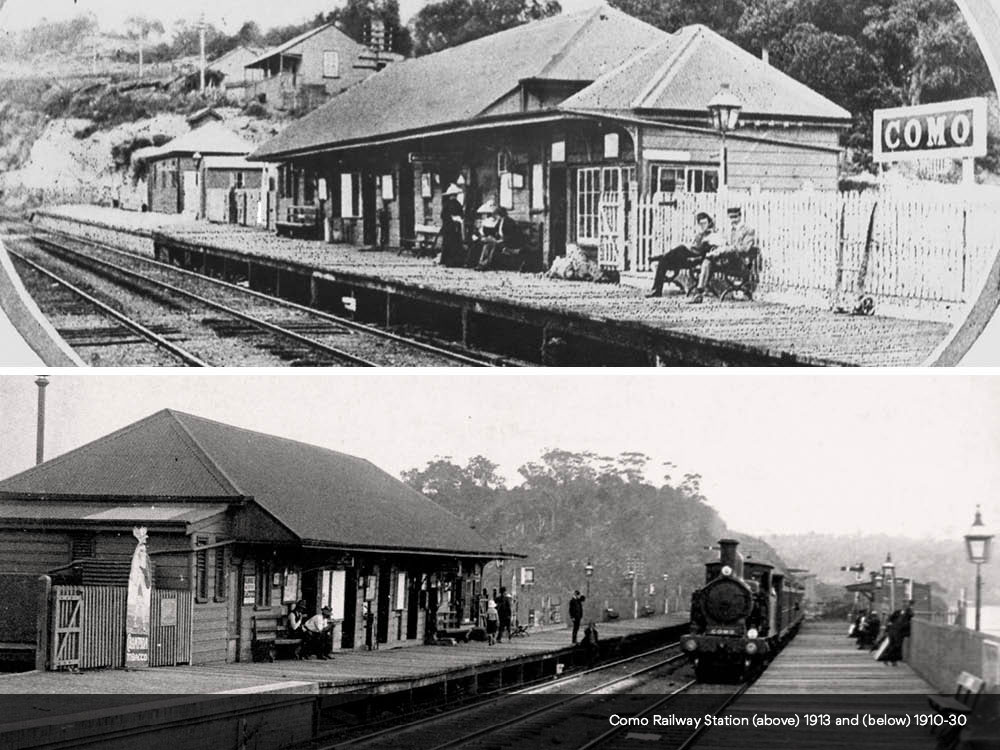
[598,186,1000,310]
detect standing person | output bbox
[569,590,585,644]
[646,212,715,297]
[303,606,335,660]
[878,610,906,666]
[497,586,513,642]
[689,206,756,303]
[582,622,599,667]
[439,184,465,267]
[485,600,499,645]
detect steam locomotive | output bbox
[682,538,804,681]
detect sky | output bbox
[0,371,998,542]
[0,0,604,33]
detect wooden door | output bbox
[361,173,377,246]
[182,171,199,218]
[226,565,241,662]
[549,166,567,262]
[376,569,391,644]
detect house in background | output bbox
[245,23,401,111]
[0,410,508,667]
[249,5,850,269]
[133,121,270,224]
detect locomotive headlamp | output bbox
[746,628,759,640]
[684,638,698,651]
[745,641,759,655]
[721,565,733,577]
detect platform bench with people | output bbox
[250,612,303,662]
[646,206,760,302]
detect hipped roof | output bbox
[134,122,254,163]
[250,5,668,159]
[561,24,852,122]
[0,409,503,557]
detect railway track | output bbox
[311,643,740,750]
[6,229,503,366]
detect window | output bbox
[651,164,719,194]
[551,140,565,163]
[575,166,633,243]
[70,533,95,559]
[531,163,544,211]
[255,559,272,607]
[323,51,341,79]
[604,132,619,159]
[213,545,227,602]
[395,572,407,610]
[195,535,209,602]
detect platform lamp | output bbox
[965,506,994,632]
[662,573,670,614]
[882,553,896,614]
[873,571,884,613]
[707,83,742,192]
[496,546,504,592]
[585,559,594,600]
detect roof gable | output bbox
[0,410,498,556]
[562,24,852,121]
[251,5,668,159]
[248,24,363,67]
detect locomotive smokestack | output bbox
[718,538,739,568]
[35,375,49,465]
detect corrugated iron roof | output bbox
[0,410,500,557]
[250,5,668,159]
[247,24,348,67]
[562,25,852,121]
[137,122,254,162]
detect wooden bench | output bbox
[399,223,441,257]
[661,246,761,301]
[251,612,301,662]
[276,205,321,239]
[927,671,984,749]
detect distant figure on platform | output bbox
[878,610,906,666]
[303,606,334,659]
[440,184,466,267]
[858,610,881,649]
[485,599,499,645]
[689,206,756,304]
[497,586,513,642]
[569,590,585,644]
[287,600,307,635]
[646,212,715,297]
[476,207,525,270]
[582,621,599,667]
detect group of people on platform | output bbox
[483,586,514,645]
[849,600,915,667]
[440,185,525,270]
[287,599,336,660]
[646,206,756,302]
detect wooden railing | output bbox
[598,186,1000,315]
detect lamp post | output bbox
[707,83,742,192]
[585,559,594,600]
[662,573,670,614]
[496,557,504,592]
[882,553,896,614]
[873,572,884,613]
[965,506,994,632]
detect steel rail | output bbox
[31,236,379,367]
[8,249,209,366]
[39,229,496,367]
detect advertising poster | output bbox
[125,526,151,668]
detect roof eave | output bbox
[300,538,524,559]
[249,111,576,162]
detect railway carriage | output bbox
[682,538,803,681]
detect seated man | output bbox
[477,207,525,270]
[646,211,715,297]
[302,606,335,660]
[689,206,757,304]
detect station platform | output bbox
[29,206,954,366]
[696,621,938,750]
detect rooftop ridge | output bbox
[164,410,248,498]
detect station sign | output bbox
[873,97,987,163]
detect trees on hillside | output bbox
[124,16,165,78]
[411,0,561,56]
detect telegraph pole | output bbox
[199,14,207,93]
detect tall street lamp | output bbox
[707,83,742,192]
[965,506,994,632]
[662,573,670,614]
[882,554,896,614]
[585,559,594,600]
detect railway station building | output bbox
[0,410,506,667]
[250,5,851,270]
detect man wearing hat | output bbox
[646,211,716,297]
[689,206,756,304]
[303,606,335,659]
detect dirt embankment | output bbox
[0,77,283,214]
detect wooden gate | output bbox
[50,585,193,670]
[598,191,626,269]
[50,589,82,669]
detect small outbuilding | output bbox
[0,410,508,667]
